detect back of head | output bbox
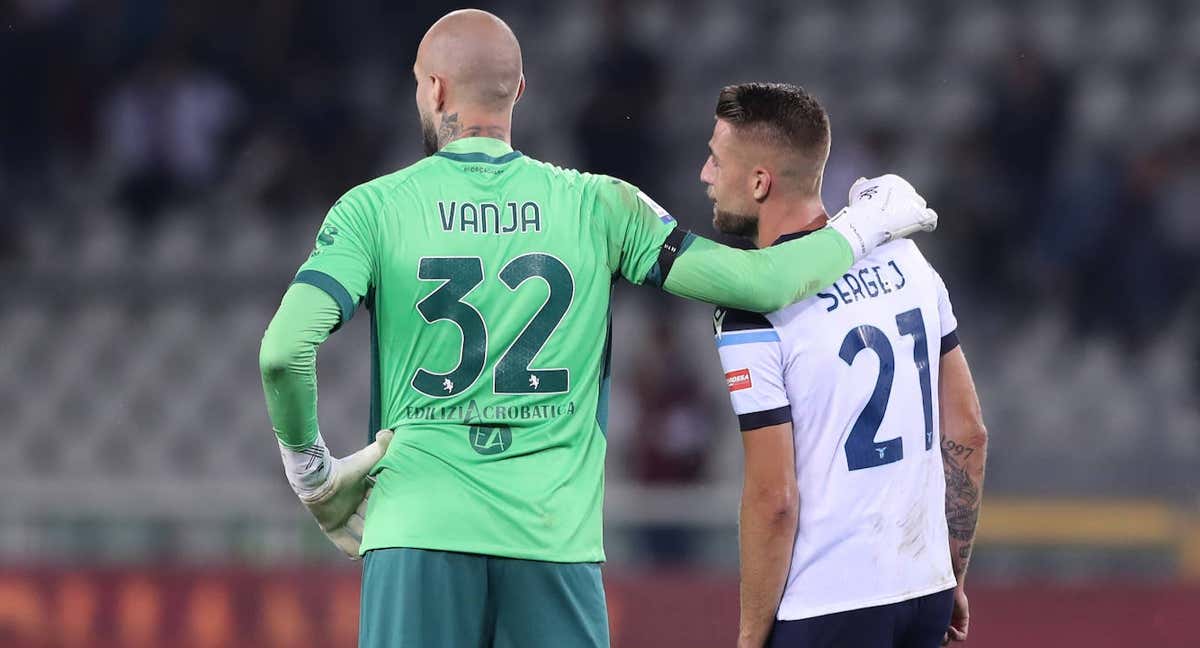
[715,83,830,195]
[416,9,523,112]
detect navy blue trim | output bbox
[738,405,792,431]
[715,307,773,334]
[434,150,524,164]
[596,306,613,437]
[716,330,780,347]
[940,330,960,355]
[293,269,356,328]
[368,290,381,441]
[771,229,821,246]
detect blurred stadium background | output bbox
[2,0,1199,646]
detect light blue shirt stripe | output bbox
[715,330,780,347]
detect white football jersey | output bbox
[714,234,959,621]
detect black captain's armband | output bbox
[713,307,773,336]
[644,228,693,288]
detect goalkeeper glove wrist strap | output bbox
[278,432,333,498]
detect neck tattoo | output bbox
[439,113,508,147]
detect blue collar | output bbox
[770,229,821,246]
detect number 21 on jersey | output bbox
[839,308,934,471]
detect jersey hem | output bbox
[776,579,958,621]
[359,538,606,565]
[738,405,793,431]
[940,330,960,355]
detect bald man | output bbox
[260,9,937,648]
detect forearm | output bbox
[942,427,987,583]
[738,494,798,646]
[663,229,853,313]
[259,283,341,449]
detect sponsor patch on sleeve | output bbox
[637,190,676,224]
[725,368,753,392]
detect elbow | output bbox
[748,487,799,528]
[772,496,799,528]
[965,420,989,449]
[760,295,793,314]
[259,334,291,382]
[746,288,794,314]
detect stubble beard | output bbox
[713,208,758,240]
[421,112,439,157]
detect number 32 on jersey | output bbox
[412,254,574,398]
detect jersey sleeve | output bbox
[260,283,342,449]
[293,186,382,329]
[661,229,854,313]
[713,308,791,431]
[933,268,960,355]
[590,176,678,285]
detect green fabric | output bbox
[294,269,356,325]
[259,283,341,449]
[489,555,608,648]
[663,228,855,312]
[272,136,854,563]
[359,548,608,648]
[360,549,489,648]
[289,139,675,562]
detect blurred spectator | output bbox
[1104,143,1192,347]
[932,129,1013,300]
[101,44,243,223]
[985,45,1069,240]
[573,0,667,197]
[629,313,716,563]
[1032,144,1125,328]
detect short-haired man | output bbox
[703,83,987,648]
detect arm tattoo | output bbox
[438,114,509,147]
[942,445,981,576]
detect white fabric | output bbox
[278,432,332,497]
[715,239,958,620]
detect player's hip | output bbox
[768,585,955,648]
[360,547,609,648]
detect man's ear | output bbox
[431,75,447,113]
[514,74,526,104]
[752,167,773,202]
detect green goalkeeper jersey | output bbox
[296,138,679,561]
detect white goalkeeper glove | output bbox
[827,174,938,261]
[278,430,393,559]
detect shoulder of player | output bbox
[869,237,918,259]
[713,306,776,336]
[860,238,933,272]
[511,154,591,186]
[333,164,431,216]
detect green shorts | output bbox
[359,548,609,648]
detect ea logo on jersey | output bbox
[469,424,512,455]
